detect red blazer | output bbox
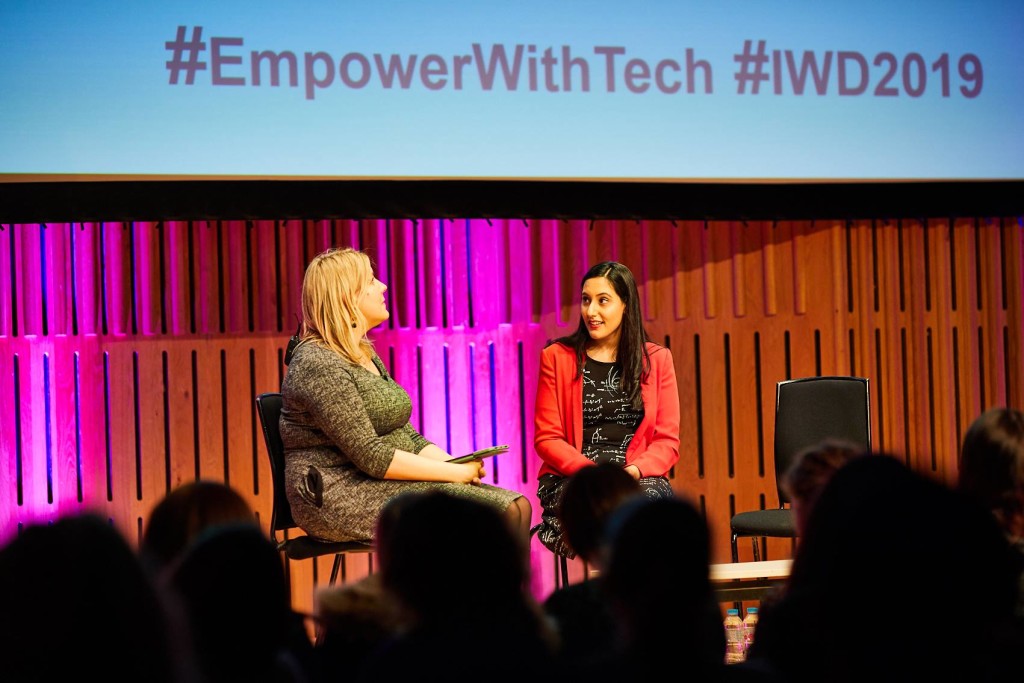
[534,341,681,479]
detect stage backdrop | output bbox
[0,218,1022,611]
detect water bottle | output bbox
[724,608,744,663]
[742,606,759,655]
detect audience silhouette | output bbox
[958,407,1024,617]
[140,479,256,579]
[782,439,867,538]
[166,523,318,683]
[542,463,640,667]
[8,427,1024,682]
[356,490,557,683]
[747,454,1021,682]
[0,513,186,683]
[582,494,731,682]
[312,573,399,679]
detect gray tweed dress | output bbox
[279,341,522,542]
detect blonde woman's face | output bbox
[358,268,389,330]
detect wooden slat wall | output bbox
[0,218,1021,609]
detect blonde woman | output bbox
[280,247,531,543]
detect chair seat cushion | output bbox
[282,536,373,561]
[730,509,797,537]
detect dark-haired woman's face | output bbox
[581,276,625,346]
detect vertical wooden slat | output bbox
[1004,219,1024,408]
[468,218,502,329]
[223,339,258,497]
[507,219,534,325]
[222,220,249,334]
[104,343,138,524]
[421,219,443,329]
[194,345,226,481]
[557,220,584,327]
[871,220,901,459]
[135,343,169,522]
[76,337,110,513]
[975,222,1004,408]
[192,221,221,335]
[277,220,306,335]
[133,222,162,336]
[535,219,564,328]
[0,223,12,337]
[442,339,471,457]
[74,223,103,336]
[163,344,197,486]
[163,221,192,335]
[0,343,18,540]
[390,219,417,329]
[51,336,81,517]
[925,219,960,482]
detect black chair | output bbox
[730,376,870,562]
[255,392,373,587]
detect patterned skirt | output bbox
[531,470,673,559]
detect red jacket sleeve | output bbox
[534,344,594,477]
[627,345,681,477]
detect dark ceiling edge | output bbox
[1,179,1022,223]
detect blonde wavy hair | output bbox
[300,247,376,364]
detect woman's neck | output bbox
[586,336,619,363]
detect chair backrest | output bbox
[255,392,296,534]
[773,376,871,504]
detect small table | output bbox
[710,559,792,602]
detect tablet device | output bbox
[447,445,510,464]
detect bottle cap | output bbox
[727,608,739,615]
[747,607,758,614]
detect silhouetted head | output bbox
[777,454,1018,679]
[958,407,1024,537]
[782,439,866,535]
[376,491,529,627]
[141,480,255,576]
[313,574,399,674]
[0,513,178,682]
[168,523,297,681]
[558,463,641,565]
[603,495,714,638]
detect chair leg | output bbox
[329,554,344,585]
[559,555,569,587]
[751,537,761,562]
[731,533,740,563]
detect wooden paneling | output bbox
[0,218,1021,608]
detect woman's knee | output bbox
[505,496,532,526]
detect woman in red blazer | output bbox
[533,261,681,558]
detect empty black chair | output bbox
[255,392,373,586]
[730,376,870,561]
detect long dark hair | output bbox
[958,407,1024,523]
[555,261,651,409]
